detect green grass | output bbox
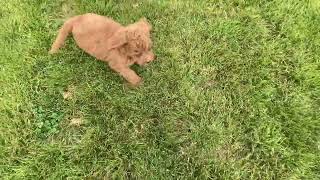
[1,0,319,179]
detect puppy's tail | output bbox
[49,17,76,54]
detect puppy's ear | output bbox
[107,29,127,49]
[139,17,152,31]
[139,17,148,22]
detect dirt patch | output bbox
[62,85,75,100]
[69,117,84,127]
[215,141,243,163]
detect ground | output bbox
[1,0,319,179]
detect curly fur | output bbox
[49,13,155,86]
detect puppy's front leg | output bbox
[108,61,142,86]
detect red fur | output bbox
[50,13,155,86]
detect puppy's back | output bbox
[70,13,123,59]
[72,13,121,35]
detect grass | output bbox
[1,0,319,179]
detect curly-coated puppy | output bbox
[49,13,156,86]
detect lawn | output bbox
[1,0,319,179]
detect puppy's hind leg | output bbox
[49,17,76,54]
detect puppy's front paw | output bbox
[49,48,58,54]
[129,77,143,87]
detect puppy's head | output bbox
[108,18,155,65]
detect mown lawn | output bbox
[1,0,319,179]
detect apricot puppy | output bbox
[49,13,156,86]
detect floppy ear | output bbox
[139,17,152,31]
[139,17,148,22]
[107,29,127,49]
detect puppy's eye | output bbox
[134,50,141,55]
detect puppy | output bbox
[49,13,156,86]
